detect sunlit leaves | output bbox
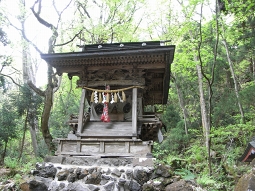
[72,0,145,44]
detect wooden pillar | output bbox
[100,141,105,153]
[76,89,86,136]
[132,87,137,139]
[76,140,81,152]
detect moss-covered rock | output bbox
[234,169,255,191]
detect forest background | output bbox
[0,0,255,190]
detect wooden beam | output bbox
[132,88,138,139]
[76,89,86,136]
[86,63,165,71]
[81,79,145,87]
[55,62,166,74]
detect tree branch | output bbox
[54,0,73,28]
[30,6,57,31]
[6,17,43,54]
[0,64,4,73]
[27,80,45,97]
[77,1,91,19]
[31,0,42,15]
[0,73,21,87]
[197,2,210,84]
[55,30,82,46]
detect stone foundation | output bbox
[18,156,205,191]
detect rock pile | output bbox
[18,158,204,191]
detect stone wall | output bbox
[17,156,204,191]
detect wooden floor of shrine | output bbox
[80,121,133,138]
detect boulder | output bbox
[20,177,49,191]
[85,171,102,184]
[111,168,121,177]
[165,180,195,191]
[125,180,141,191]
[48,181,66,191]
[125,169,133,180]
[62,182,90,191]
[33,163,57,178]
[78,168,89,179]
[154,164,173,178]
[87,184,100,191]
[234,170,255,191]
[57,170,69,181]
[100,174,114,185]
[67,173,76,183]
[103,180,115,191]
[133,166,150,185]
[142,183,155,191]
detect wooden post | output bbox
[76,89,86,136]
[76,140,81,153]
[132,87,138,139]
[100,141,105,153]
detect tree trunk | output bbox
[196,63,210,148]
[41,64,55,152]
[29,122,38,155]
[225,69,234,88]
[222,39,245,124]
[22,44,39,155]
[174,75,189,135]
[252,57,255,84]
[18,108,29,161]
[0,141,8,165]
[196,62,212,176]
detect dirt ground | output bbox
[0,167,10,176]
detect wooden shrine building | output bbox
[239,141,255,162]
[41,41,175,158]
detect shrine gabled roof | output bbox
[41,41,175,68]
[239,141,255,162]
[41,41,176,105]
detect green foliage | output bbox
[196,175,216,188]
[13,173,22,182]
[0,96,19,144]
[211,123,254,148]
[15,84,43,117]
[50,75,81,138]
[4,155,42,180]
[20,157,43,174]
[36,137,50,158]
[160,126,190,154]
[152,142,169,161]
[0,28,9,45]
[162,105,181,131]
[175,169,196,180]
[4,156,18,169]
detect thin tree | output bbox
[173,74,189,135]
[221,28,245,124]
[176,0,220,175]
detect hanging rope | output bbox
[81,85,144,93]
